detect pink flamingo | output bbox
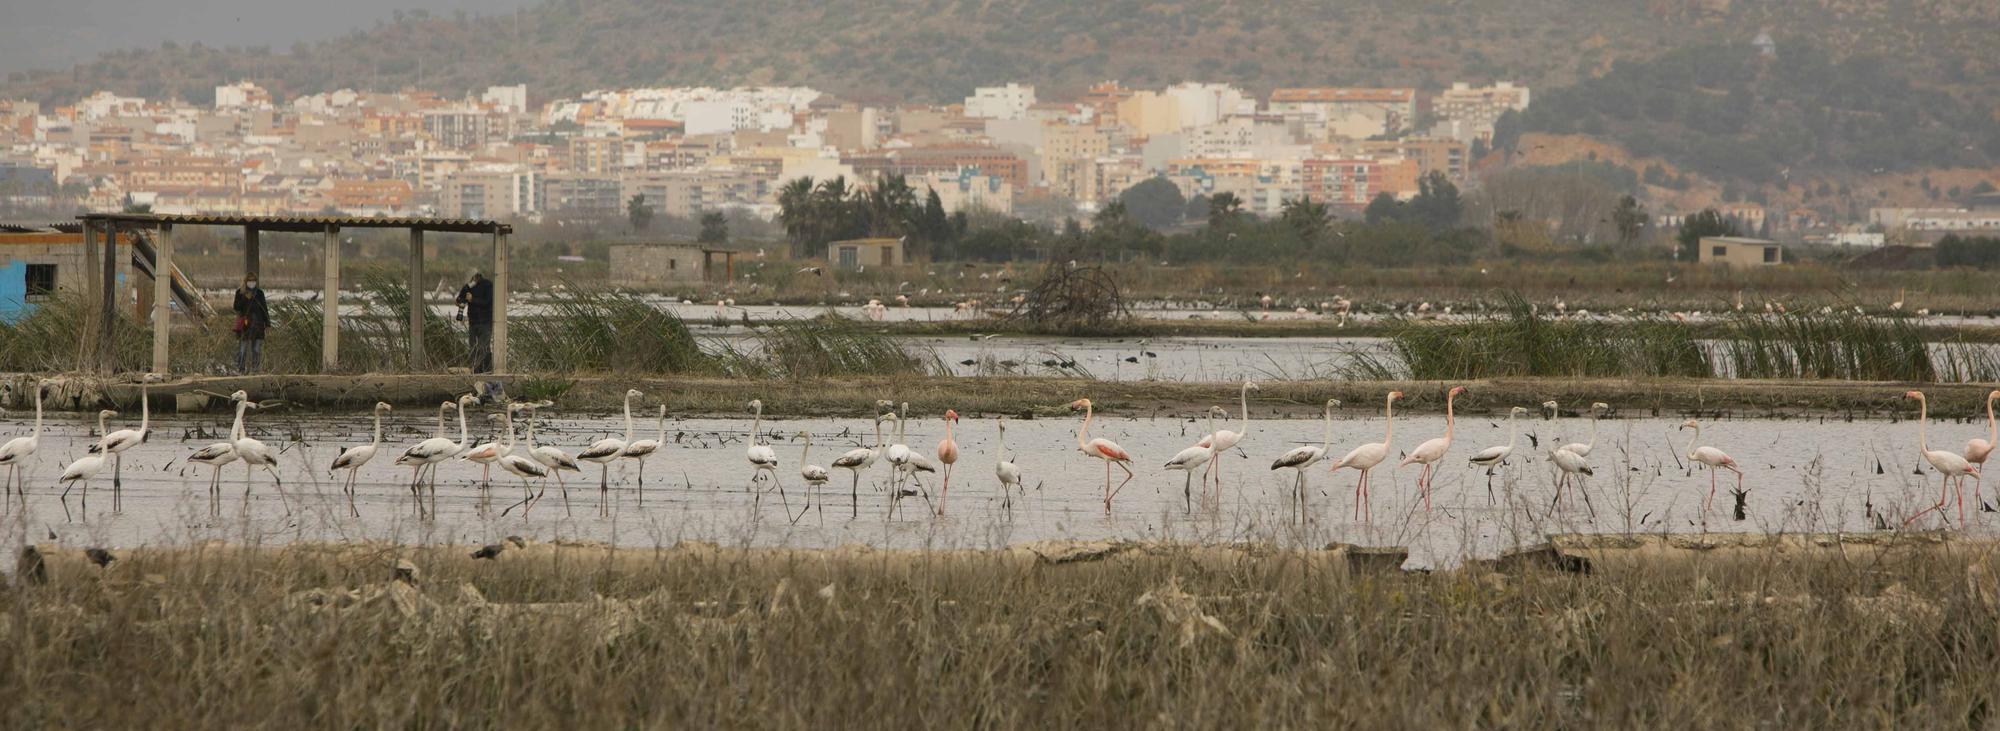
[1327,391,1403,522]
[1903,390,1980,525]
[1398,386,1464,511]
[1678,419,1741,514]
[1069,398,1134,513]
[935,409,960,514]
[1962,389,1998,507]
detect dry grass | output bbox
[3,540,1998,728]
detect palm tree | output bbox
[778,177,817,258]
[1281,196,1332,243]
[1207,192,1243,230]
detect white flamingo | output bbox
[578,389,642,515]
[1166,406,1224,511]
[329,402,392,514]
[830,413,889,518]
[994,416,1022,510]
[396,400,460,500]
[936,409,960,514]
[188,391,251,515]
[57,409,117,521]
[745,400,784,508]
[1548,446,1594,512]
[1903,390,1979,525]
[1069,398,1135,514]
[232,398,289,512]
[1469,406,1530,504]
[0,378,51,500]
[520,404,581,516]
[91,376,155,512]
[497,404,552,517]
[795,430,830,523]
[1271,399,1339,515]
[620,405,667,501]
[1327,391,1403,522]
[1398,386,1465,512]
[1962,389,1998,508]
[1677,418,1742,514]
[459,403,507,492]
[1201,380,1259,500]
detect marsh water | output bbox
[1,407,1987,569]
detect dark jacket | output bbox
[456,278,494,327]
[233,287,269,340]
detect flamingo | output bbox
[884,405,914,493]
[1069,398,1135,514]
[330,402,392,514]
[745,400,783,507]
[881,411,938,517]
[995,416,1022,510]
[831,413,890,518]
[620,405,667,502]
[1677,419,1742,514]
[1548,446,1594,512]
[496,404,552,517]
[188,392,250,515]
[795,431,830,523]
[0,378,51,501]
[520,404,581,515]
[57,409,117,521]
[1399,386,1465,511]
[233,399,289,512]
[460,404,507,493]
[1271,399,1340,515]
[1468,406,1529,504]
[1201,380,1259,499]
[91,376,154,512]
[1962,389,1998,508]
[396,400,460,502]
[1166,406,1225,511]
[1555,401,1611,458]
[1903,390,1980,525]
[935,409,960,514]
[578,389,642,515]
[1328,391,1401,522]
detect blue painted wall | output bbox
[0,260,26,323]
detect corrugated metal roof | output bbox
[75,212,511,234]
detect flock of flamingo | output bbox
[0,377,1994,528]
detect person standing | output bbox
[456,271,494,373]
[232,274,269,374]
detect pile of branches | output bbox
[1005,263,1130,333]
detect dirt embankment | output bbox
[2,372,1989,419]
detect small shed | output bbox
[828,238,908,270]
[608,243,706,288]
[1698,236,1783,269]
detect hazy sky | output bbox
[0,0,541,76]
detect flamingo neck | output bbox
[655,408,668,443]
[1987,394,1996,445]
[944,418,955,443]
[872,418,884,450]
[801,434,812,462]
[751,407,764,446]
[1381,395,1395,448]
[230,401,249,442]
[31,385,43,437]
[502,409,517,452]
[455,403,470,448]
[1443,391,1456,438]
[526,414,538,447]
[1320,404,1334,452]
[1077,405,1093,450]
[996,426,1008,462]
[1916,397,1929,454]
[1683,424,1702,460]
[1586,409,1600,450]
[137,383,149,434]
[1504,411,1518,450]
[1206,409,1219,452]
[371,411,383,447]
[1236,384,1251,435]
[621,395,635,443]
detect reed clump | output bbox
[1,543,1994,728]
[730,316,938,379]
[1348,294,1709,379]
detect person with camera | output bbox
[456,271,494,373]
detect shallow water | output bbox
[0,409,1988,569]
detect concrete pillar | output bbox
[244,226,261,278]
[81,223,101,372]
[491,230,509,373]
[322,225,341,372]
[99,225,117,373]
[151,224,173,374]
[408,229,425,370]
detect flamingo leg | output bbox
[1706,469,1717,513]
[939,464,951,516]
[1107,461,1135,505]
[850,471,861,519]
[554,471,572,517]
[599,463,610,517]
[1420,464,1432,512]
[1102,460,1111,513]
[1955,474,1966,523]
[636,460,646,507]
[1353,471,1363,521]
[112,453,122,513]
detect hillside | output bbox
[4,0,1996,183]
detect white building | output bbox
[481,85,528,113]
[916,170,1014,215]
[214,81,273,111]
[964,84,1037,120]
